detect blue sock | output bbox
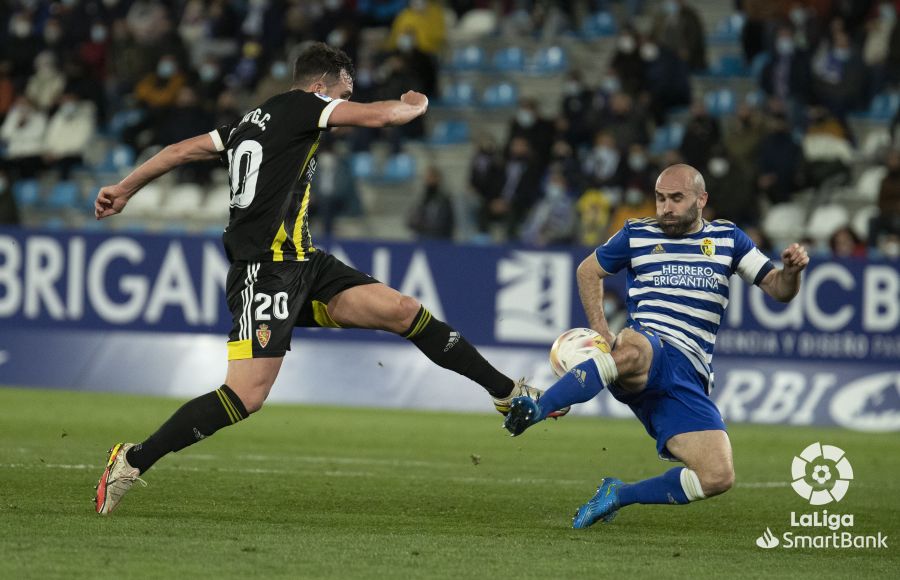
[617,467,690,506]
[536,359,606,421]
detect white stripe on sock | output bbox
[590,351,619,385]
[680,468,707,502]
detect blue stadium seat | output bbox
[649,123,685,155]
[492,47,525,72]
[106,109,145,138]
[528,46,568,75]
[436,81,476,108]
[481,82,519,108]
[448,45,486,72]
[428,120,470,146]
[703,89,737,117]
[864,92,900,121]
[12,179,41,208]
[95,144,136,173]
[709,13,745,44]
[382,153,416,183]
[581,12,617,38]
[704,53,748,78]
[46,181,81,210]
[351,152,375,179]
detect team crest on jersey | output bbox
[652,244,666,254]
[256,324,271,348]
[701,238,716,257]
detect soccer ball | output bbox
[549,328,612,378]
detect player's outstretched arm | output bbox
[758,242,810,302]
[327,91,428,128]
[94,133,220,219]
[576,253,616,345]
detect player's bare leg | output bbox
[326,283,553,414]
[224,357,284,413]
[665,430,735,497]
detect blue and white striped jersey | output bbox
[595,218,774,387]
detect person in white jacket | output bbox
[0,97,48,178]
[43,93,96,179]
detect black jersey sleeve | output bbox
[283,90,346,133]
[209,118,240,153]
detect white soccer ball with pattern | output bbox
[549,328,611,378]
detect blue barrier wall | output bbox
[1,228,898,430]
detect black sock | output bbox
[403,306,514,398]
[125,385,249,474]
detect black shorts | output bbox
[225,251,379,360]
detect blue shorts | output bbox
[608,328,726,460]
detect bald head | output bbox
[655,163,706,197]
[654,164,708,236]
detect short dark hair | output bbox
[293,42,355,87]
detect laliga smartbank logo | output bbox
[755,442,888,550]
[790,442,853,505]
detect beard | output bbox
[658,203,700,237]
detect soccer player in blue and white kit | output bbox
[504,164,810,528]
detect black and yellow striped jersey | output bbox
[210,89,344,263]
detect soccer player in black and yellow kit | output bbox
[92,43,566,515]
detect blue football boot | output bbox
[502,396,541,436]
[572,477,623,528]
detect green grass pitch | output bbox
[1,386,897,579]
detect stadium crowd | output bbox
[0,0,898,259]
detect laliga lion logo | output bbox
[791,442,853,505]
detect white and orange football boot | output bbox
[95,443,145,515]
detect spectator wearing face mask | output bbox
[650,0,707,71]
[610,27,645,96]
[864,0,900,95]
[757,112,805,203]
[134,54,186,110]
[495,136,543,241]
[704,148,757,227]
[603,92,650,149]
[25,52,66,111]
[640,38,691,123]
[679,100,721,171]
[42,18,67,63]
[387,0,446,56]
[6,13,41,79]
[470,135,505,235]
[408,166,456,241]
[812,27,866,117]
[582,131,626,189]
[559,70,594,149]
[505,98,554,174]
[761,25,812,111]
[724,103,765,179]
[43,93,96,179]
[607,186,656,236]
[521,168,577,247]
[253,59,293,105]
[79,21,111,83]
[622,143,656,194]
